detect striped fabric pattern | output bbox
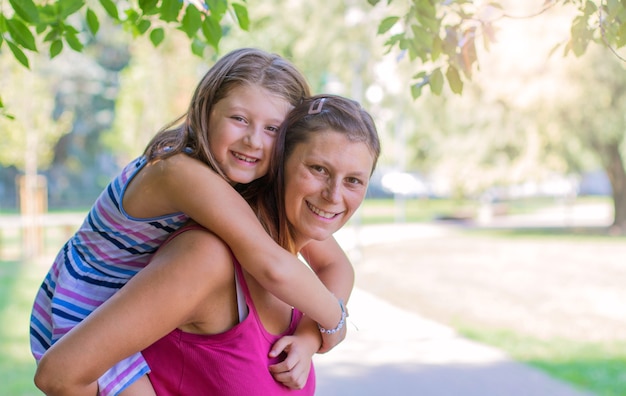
[29,156,190,396]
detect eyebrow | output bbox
[228,105,284,125]
[310,155,370,178]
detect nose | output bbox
[322,179,341,203]
[244,125,263,149]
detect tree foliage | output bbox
[1,0,248,68]
[0,0,248,115]
[3,1,626,101]
[371,0,626,98]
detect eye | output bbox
[346,177,363,186]
[231,115,247,123]
[265,125,279,134]
[310,165,327,175]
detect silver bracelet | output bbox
[318,299,346,335]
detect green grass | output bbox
[357,196,611,225]
[458,326,626,396]
[357,197,477,224]
[0,259,41,395]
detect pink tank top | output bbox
[142,228,315,395]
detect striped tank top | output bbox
[29,155,190,396]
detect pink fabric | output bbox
[142,252,315,395]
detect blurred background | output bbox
[1,0,624,395]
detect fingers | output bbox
[270,357,310,390]
[271,369,309,390]
[269,336,292,359]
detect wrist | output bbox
[317,299,346,335]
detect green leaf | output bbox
[8,0,40,23]
[64,30,83,51]
[43,28,61,42]
[139,0,159,14]
[160,0,183,22]
[367,0,380,6]
[446,66,463,94]
[232,3,249,31]
[191,37,206,57]
[378,16,399,34]
[429,68,443,95]
[201,16,221,50]
[0,14,7,33]
[50,39,63,58]
[206,0,228,20]
[59,0,85,18]
[126,9,140,24]
[432,36,442,61]
[412,71,427,80]
[583,0,597,16]
[411,83,424,99]
[7,40,30,68]
[86,8,100,35]
[411,24,432,48]
[136,19,151,34]
[6,18,37,51]
[150,27,165,46]
[63,24,80,35]
[181,5,202,38]
[100,0,119,20]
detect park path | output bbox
[312,214,616,396]
[314,288,593,396]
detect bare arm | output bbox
[296,236,355,352]
[34,229,234,396]
[269,236,355,388]
[129,154,343,329]
[300,236,355,305]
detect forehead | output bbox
[291,129,375,174]
[218,84,292,118]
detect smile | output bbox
[306,201,339,219]
[232,151,259,163]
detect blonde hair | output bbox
[143,48,310,181]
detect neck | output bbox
[293,237,310,253]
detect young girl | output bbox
[34,95,380,395]
[30,49,351,395]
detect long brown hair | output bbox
[250,94,381,253]
[143,48,310,181]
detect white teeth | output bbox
[233,152,257,163]
[307,202,336,219]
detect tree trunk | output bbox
[602,144,626,234]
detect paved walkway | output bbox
[312,222,598,396]
[314,288,593,396]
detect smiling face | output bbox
[208,84,292,184]
[283,130,375,248]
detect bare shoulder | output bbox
[165,225,231,259]
[125,153,224,218]
[158,225,234,277]
[153,153,215,179]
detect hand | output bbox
[268,335,315,390]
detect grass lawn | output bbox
[459,326,626,396]
[0,258,42,395]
